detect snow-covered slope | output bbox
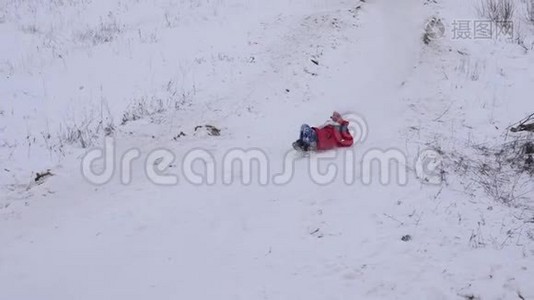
[1,0,534,299]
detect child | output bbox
[293,112,354,152]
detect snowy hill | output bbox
[1,0,534,299]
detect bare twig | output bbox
[383,213,404,225]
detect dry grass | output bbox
[477,0,515,23]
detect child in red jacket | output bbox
[293,112,354,152]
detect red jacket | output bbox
[313,120,354,150]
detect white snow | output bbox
[1,0,534,299]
